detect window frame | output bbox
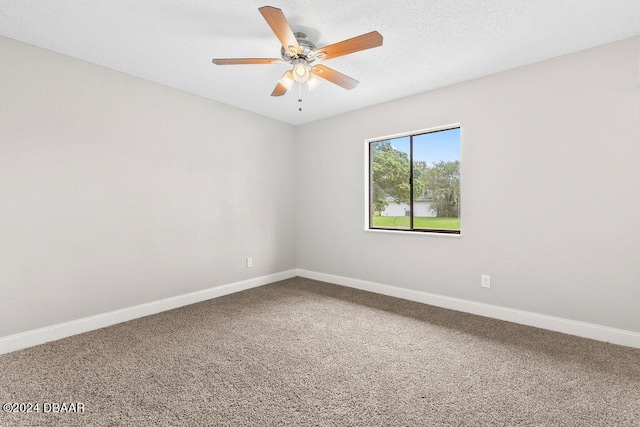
[365,123,461,235]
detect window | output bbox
[367,126,461,234]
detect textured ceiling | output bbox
[1,1,639,125]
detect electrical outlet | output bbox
[246,257,253,268]
[481,274,491,288]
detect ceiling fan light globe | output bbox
[293,62,309,83]
[307,74,321,91]
[279,70,295,90]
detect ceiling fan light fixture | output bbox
[306,73,321,91]
[292,60,310,83]
[278,70,294,90]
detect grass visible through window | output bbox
[371,215,460,230]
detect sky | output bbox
[390,128,460,165]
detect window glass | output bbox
[412,129,460,231]
[369,127,460,234]
[370,137,411,230]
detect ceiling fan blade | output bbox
[212,58,282,65]
[310,65,359,90]
[315,31,383,60]
[258,6,301,55]
[271,82,288,97]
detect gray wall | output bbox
[0,37,296,337]
[296,36,640,333]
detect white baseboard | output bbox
[0,270,297,355]
[296,269,640,349]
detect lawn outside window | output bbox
[366,125,461,234]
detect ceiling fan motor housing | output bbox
[281,32,318,63]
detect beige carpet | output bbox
[0,277,639,426]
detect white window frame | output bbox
[364,123,462,236]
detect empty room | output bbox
[1,1,639,426]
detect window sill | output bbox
[364,228,462,237]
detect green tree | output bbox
[371,141,409,213]
[418,160,460,217]
[371,142,424,213]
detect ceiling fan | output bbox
[212,6,383,96]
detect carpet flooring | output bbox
[0,277,639,426]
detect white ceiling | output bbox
[1,1,639,125]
